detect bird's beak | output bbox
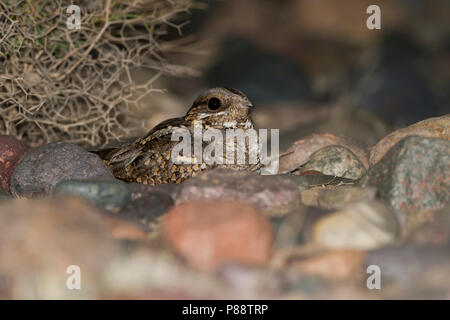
[245,103,255,110]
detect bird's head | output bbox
[185,87,254,128]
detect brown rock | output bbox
[289,250,365,280]
[370,115,450,166]
[162,201,273,272]
[312,200,399,250]
[317,186,376,209]
[279,133,369,173]
[174,169,300,216]
[0,135,27,194]
[300,185,376,209]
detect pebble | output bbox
[54,178,131,210]
[302,145,366,180]
[162,201,273,272]
[312,200,399,250]
[308,185,376,209]
[279,133,369,173]
[117,190,174,233]
[0,135,27,194]
[288,250,365,280]
[10,141,113,198]
[174,169,300,216]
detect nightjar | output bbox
[98,87,261,184]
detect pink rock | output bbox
[162,201,273,272]
[0,135,27,194]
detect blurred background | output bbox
[133,0,450,150]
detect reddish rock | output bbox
[0,135,27,194]
[162,201,273,272]
[174,169,300,216]
[370,115,450,166]
[279,133,369,173]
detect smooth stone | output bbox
[54,179,131,210]
[302,145,366,180]
[10,141,113,198]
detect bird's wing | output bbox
[99,117,190,180]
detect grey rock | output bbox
[54,178,131,210]
[316,186,376,210]
[117,190,174,232]
[361,136,450,215]
[302,145,366,180]
[10,142,113,198]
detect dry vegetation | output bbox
[0,0,193,148]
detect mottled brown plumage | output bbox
[98,87,261,184]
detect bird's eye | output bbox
[207,97,221,110]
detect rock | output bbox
[288,250,365,280]
[0,135,27,194]
[0,197,122,299]
[10,141,113,198]
[361,136,450,216]
[370,115,450,166]
[217,265,282,299]
[302,145,366,179]
[174,169,300,216]
[117,190,174,233]
[271,207,332,249]
[162,201,273,272]
[365,245,450,298]
[279,133,369,173]
[314,185,376,209]
[312,200,399,250]
[405,207,450,246]
[54,179,131,210]
[0,196,221,299]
